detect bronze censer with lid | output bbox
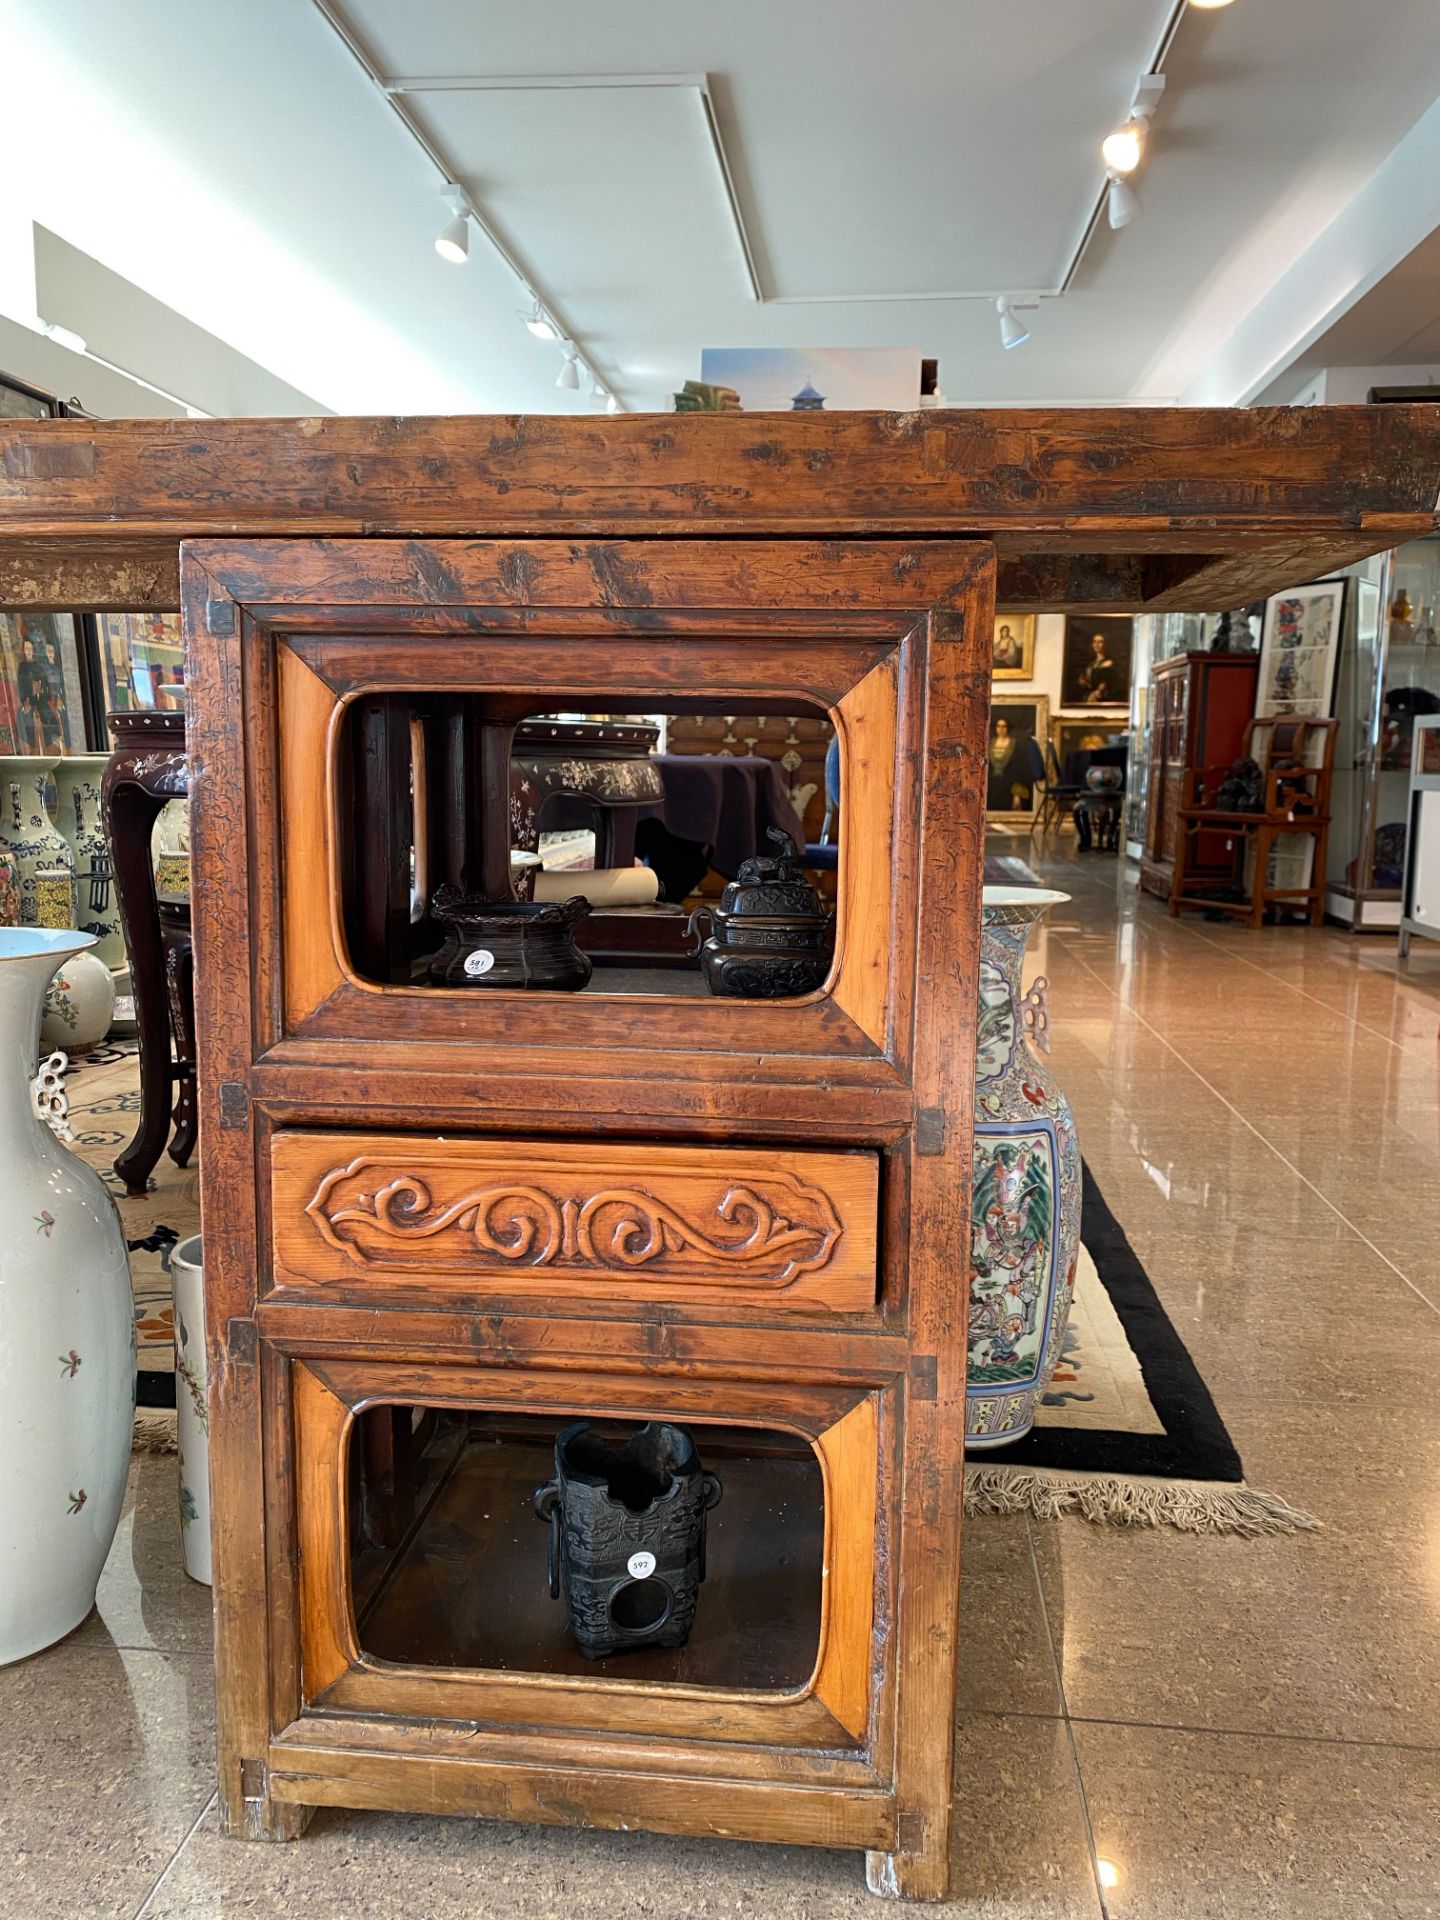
[688,830,833,998]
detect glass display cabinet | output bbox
[1398,713,1440,955]
[1325,538,1440,929]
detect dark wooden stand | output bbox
[102,710,192,1194]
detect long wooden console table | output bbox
[1,408,1436,1901]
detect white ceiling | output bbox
[4,0,1440,414]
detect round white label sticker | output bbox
[463,949,496,977]
[626,1550,657,1581]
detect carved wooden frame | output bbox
[270,1130,881,1314]
[279,1352,884,1766]
[182,539,985,1100]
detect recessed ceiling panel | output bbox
[414,83,753,322]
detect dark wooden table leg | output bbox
[160,897,197,1167]
[103,713,189,1196]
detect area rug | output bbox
[964,1165,1320,1535]
[64,1049,1316,1529]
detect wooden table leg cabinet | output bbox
[9,404,1433,1901]
[186,536,993,1900]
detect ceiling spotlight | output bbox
[556,349,581,391]
[605,392,621,415]
[40,321,87,353]
[434,187,469,264]
[996,296,1031,351]
[1188,0,1236,8]
[523,300,559,340]
[1101,120,1145,174]
[1107,173,1141,229]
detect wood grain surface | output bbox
[3,407,1436,610]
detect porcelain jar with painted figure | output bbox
[968,887,1081,1448]
[0,758,74,929]
[0,928,135,1664]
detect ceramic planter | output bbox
[52,756,126,969]
[41,949,117,1055]
[0,758,74,929]
[171,1235,211,1585]
[968,887,1081,1449]
[0,928,135,1664]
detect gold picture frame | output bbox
[991,613,1036,680]
[986,694,1050,820]
[1051,715,1125,774]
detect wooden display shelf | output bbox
[353,1414,823,1691]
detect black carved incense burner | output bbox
[534,1422,722,1658]
[427,884,592,990]
[688,830,832,998]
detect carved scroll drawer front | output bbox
[271,1132,879,1313]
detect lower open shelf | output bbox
[350,1412,824,1691]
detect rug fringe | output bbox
[964,1465,1321,1536]
[132,1407,178,1456]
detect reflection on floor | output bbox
[4,836,1439,1918]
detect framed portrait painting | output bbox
[986,695,1050,819]
[0,611,88,755]
[991,613,1036,680]
[1257,578,1347,718]
[1061,616,1133,707]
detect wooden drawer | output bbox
[271,1132,879,1313]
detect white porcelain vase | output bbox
[41,948,118,1055]
[0,758,75,929]
[52,755,126,969]
[968,887,1082,1448]
[170,1235,211,1585]
[0,928,135,1664]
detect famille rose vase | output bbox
[968,887,1081,1449]
[0,928,134,1664]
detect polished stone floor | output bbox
[4,845,1439,1918]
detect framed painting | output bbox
[1257,578,1347,718]
[1061,616,1133,707]
[1052,715,1124,773]
[95,612,187,713]
[0,611,89,755]
[0,370,59,423]
[987,694,1050,819]
[991,613,1036,680]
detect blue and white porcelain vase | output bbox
[968,887,1081,1448]
[0,758,75,930]
[52,756,125,969]
[0,928,135,1664]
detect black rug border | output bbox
[968,1162,1244,1483]
[137,1369,176,1409]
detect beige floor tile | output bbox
[955,1516,1063,1717]
[136,1716,1102,1918]
[1030,1491,1440,1749]
[1073,1721,1440,1920]
[0,1641,216,1920]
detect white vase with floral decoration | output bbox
[0,928,135,1664]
